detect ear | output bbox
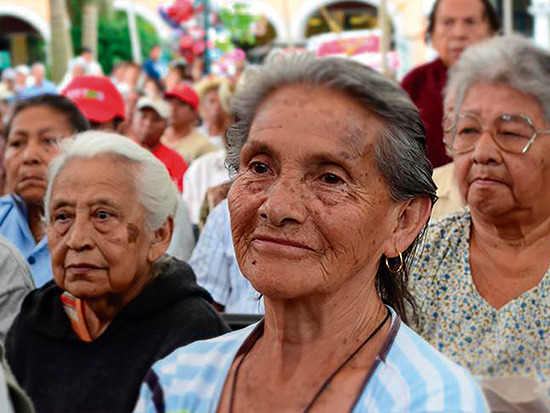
[384,196,432,258]
[147,216,174,263]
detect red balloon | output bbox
[179,35,194,49]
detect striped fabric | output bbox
[189,200,264,315]
[134,310,489,413]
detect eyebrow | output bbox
[50,198,121,211]
[244,139,360,168]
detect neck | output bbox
[470,208,550,250]
[206,118,227,137]
[260,281,387,361]
[27,203,44,242]
[82,265,156,339]
[172,123,193,138]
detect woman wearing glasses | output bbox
[411,35,550,392]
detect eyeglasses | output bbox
[443,112,550,155]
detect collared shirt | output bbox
[189,200,264,314]
[134,309,488,413]
[411,208,550,393]
[0,194,52,287]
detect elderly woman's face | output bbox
[228,85,405,299]
[47,155,157,300]
[5,106,73,205]
[453,82,550,219]
[432,0,493,67]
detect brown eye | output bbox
[250,161,270,175]
[321,173,344,185]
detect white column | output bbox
[529,0,550,49]
[127,0,142,64]
[503,0,513,35]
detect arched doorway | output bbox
[304,1,381,38]
[0,10,48,67]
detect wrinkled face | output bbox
[228,85,403,299]
[5,106,73,205]
[201,89,223,125]
[453,82,550,220]
[168,98,196,129]
[48,156,156,300]
[432,0,493,67]
[133,107,167,148]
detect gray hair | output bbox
[446,34,550,121]
[44,131,180,232]
[225,52,437,324]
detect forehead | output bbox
[436,0,485,19]
[11,106,70,133]
[250,85,383,158]
[51,155,139,206]
[461,83,545,120]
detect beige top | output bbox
[161,128,217,164]
[431,162,465,220]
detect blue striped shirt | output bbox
[134,310,488,413]
[189,200,264,314]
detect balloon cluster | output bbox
[158,0,208,63]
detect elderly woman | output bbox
[134,54,488,413]
[411,35,550,392]
[0,94,89,286]
[402,0,499,168]
[5,132,229,412]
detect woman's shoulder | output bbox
[134,324,258,413]
[359,322,488,412]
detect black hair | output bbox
[425,0,501,43]
[5,94,90,137]
[81,46,92,55]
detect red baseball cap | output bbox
[61,75,125,123]
[163,83,199,111]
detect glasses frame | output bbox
[443,112,550,155]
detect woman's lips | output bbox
[251,236,317,258]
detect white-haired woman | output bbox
[5,131,229,413]
[411,35,550,393]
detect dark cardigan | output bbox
[5,258,230,413]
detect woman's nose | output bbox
[472,130,502,165]
[258,178,307,227]
[66,214,95,251]
[22,139,43,164]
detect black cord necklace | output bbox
[227,309,391,413]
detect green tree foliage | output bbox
[67,0,160,75]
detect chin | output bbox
[243,262,329,301]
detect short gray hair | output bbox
[446,34,550,121]
[44,131,180,232]
[225,52,437,324]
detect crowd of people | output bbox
[0,0,549,412]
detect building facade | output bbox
[0,0,548,76]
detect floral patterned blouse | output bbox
[410,207,550,392]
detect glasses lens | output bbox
[453,114,481,152]
[494,114,534,153]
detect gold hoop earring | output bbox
[385,252,404,274]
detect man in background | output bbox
[161,84,216,164]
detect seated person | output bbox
[189,200,264,314]
[135,53,487,413]
[411,35,550,393]
[0,94,89,286]
[0,234,34,342]
[5,131,229,413]
[161,84,217,164]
